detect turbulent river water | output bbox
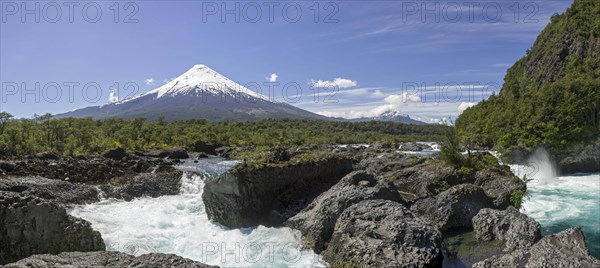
[69,151,599,267]
[509,150,600,259]
[70,159,326,267]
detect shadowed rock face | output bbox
[558,139,600,174]
[202,157,354,228]
[3,251,218,268]
[285,171,401,252]
[411,184,497,232]
[472,207,542,252]
[0,192,105,265]
[473,228,600,268]
[472,167,525,208]
[322,199,443,268]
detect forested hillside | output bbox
[456,0,600,156]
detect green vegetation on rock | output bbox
[510,189,526,209]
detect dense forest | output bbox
[456,0,600,156]
[0,112,445,157]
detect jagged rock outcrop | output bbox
[356,153,459,200]
[0,155,178,184]
[0,192,105,265]
[3,251,217,268]
[474,228,600,267]
[411,184,496,231]
[285,171,401,252]
[472,166,525,207]
[0,177,100,205]
[472,207,542,251]
[202,157,354,228]
[102,148,129,160]
[143,148,190,159]
[190,141,218,155]
[558,139,600,174]
[100,170,183,201]
[322,199,443,267]
[0,169,183,204]
[32,152,61,161]
[357,152,524,207]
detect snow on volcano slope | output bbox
[132,64,271,101]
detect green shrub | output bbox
[456,166,474,176]
[433,178,451,195]
[439,125,465,168]
[510,189,526,208]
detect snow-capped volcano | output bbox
[132,64,270,101]
[56,64,326,122]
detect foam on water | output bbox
[70,163,326,267]
[510,153,600,259]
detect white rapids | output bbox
[70,160,326,268]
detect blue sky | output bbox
[0,0,573,121]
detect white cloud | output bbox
[458,102,476,113]
[337,88,370,96]
[163,78,175,84]
[372,89,385,97]
[313,97,479,120]
[316,92,420,119]
[144,78,155,86]
[310,78,357,89]
[266,73,278,82]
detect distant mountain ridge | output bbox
[56,65,328,122]
[351,111,429,125]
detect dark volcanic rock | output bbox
[0,192,105,265]
[215,147,235,158]
[474,228,600,267]
[202,157,354,228]
[145,148,190,159]
[358,153,461,200]
[473,167,525,208]
[190,141,217,155]
[102,148,129,160]
[0,155,176,184]
[100,170,183,201]
[0,177,100,205]
[472,207,542,251]
[398,142,433,151]
[322,199,443,268]
[558,139,600,174]
[412,184,496,231]
[285,171,401,252]
[4,251,217,268]
[32,152,61,161]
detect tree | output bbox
[0,112,13,135]
[34,113,54,148]
[439,123,465,168]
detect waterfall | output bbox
[179,172,208,195]
[527,148,558,183]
